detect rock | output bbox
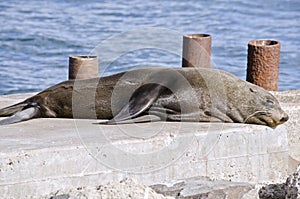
[259,165,300,199]
[285,165,300,199]
[150,180,185,197]
[150,176,254,199]
[258,184,286,199]
[49,194,70,199]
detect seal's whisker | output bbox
[244,111,268,123]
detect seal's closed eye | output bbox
[249,88,256,93]
[266,99,274,105]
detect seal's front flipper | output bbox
[99,115,161,125]
[0,106,40,125]
[105,83,168,124]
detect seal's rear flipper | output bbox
[0,106,40,125]
[103,83,168,124]
[0,102,28,117]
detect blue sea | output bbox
[0,0,299,95]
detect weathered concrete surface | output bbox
[0,91,298,198]
[272,90,300,171]
[47,178,175,199]
[0,118,288,198]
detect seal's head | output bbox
[243,85,289,128]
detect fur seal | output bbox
[0,67,288,127]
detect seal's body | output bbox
[0,67,288,127]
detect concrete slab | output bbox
[0,92,294,198]
[272,90,300,165]
[47,178,175,199]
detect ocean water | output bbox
[0,0,299,95]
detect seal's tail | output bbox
[0,102,40,125]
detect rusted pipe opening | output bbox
[182,34,212,68]
[246,40,280,91]
[71,55,97,59]
[249,40,279,46]
[69,55,98,80]
[185,34,211,39]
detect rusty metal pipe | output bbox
[246,40,280,91]
[182,34,212,68]
[69,55,98,80]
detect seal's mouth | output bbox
[258,114,278,128]
[244,111,289,128]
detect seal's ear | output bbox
[104,83,168,124]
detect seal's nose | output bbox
[280,114,289,122]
